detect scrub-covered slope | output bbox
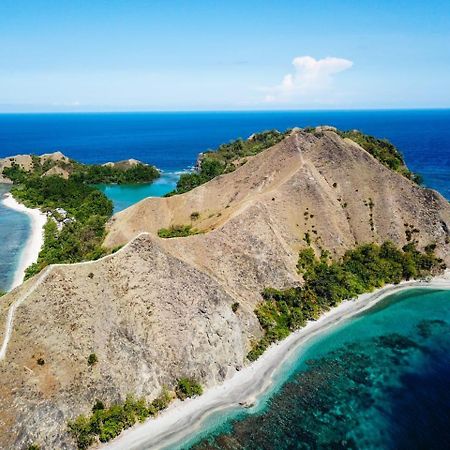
[0,128,449,449]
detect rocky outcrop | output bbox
[102,159,146,169]
[0,129,449,449]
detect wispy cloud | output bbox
[264,56,353,103]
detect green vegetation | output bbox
[68,390,173,449]
[2,155,160,278]
[248,242,444,361]
[27,445,40,450]
[69,397,148,448]
[0,290,5,297]
[232,302,240,313]
[165,127,422,197]
[167,130,288,195]
[87,353,98,366]
[5,155,160,185]
[71,163,159,185]
[67,381,197,448]
[4,172,114,278]
[175,378,203,400]
[338,130,422,184]
[157,224,199,238]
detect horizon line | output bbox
[0,107,450,115]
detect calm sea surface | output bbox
[0,111,448,192]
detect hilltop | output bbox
[0,151,71,182]
[0,128,449,449]
[0,152,159,185]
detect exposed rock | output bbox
[102,159,146,169]
[40,151,70,163]
[315,125,338,133]
[194,152,205,171]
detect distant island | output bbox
[0,152,159,278]
[0,127,449,450]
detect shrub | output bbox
[68,414,95,450]
[87,353,98,366]
[37,358,45,366]
[175,378,203,400]
[231,302,240,313]
[151,387,172,411]
[157,225,198,238]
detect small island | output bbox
[0,152,160,279]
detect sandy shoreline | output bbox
[1,192,46,290]
[103,272,450,450]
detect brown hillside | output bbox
[0,129,449,449]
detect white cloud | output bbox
[264,56,353,103]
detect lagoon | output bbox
[95,171,179,213]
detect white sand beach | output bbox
[1,193,46,290]
[104,272,450,450]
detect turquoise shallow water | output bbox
[178,288,450,450]
[0,184,30,292]
[0,171,178,291]
[95,171,179,213]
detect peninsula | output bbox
[0,152,159,280]
[0,128,449,449]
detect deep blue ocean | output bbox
[0,111,449,449]
[0,110,449,199]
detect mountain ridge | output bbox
[0,128,449,449]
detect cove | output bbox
[95,171,179,213]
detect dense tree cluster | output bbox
[4,165,113,277]
[68,392,172,449]
[71,163,159,185]
[68,377,203,449]
[248,242,444,361]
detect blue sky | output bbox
[1,0,449,111]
